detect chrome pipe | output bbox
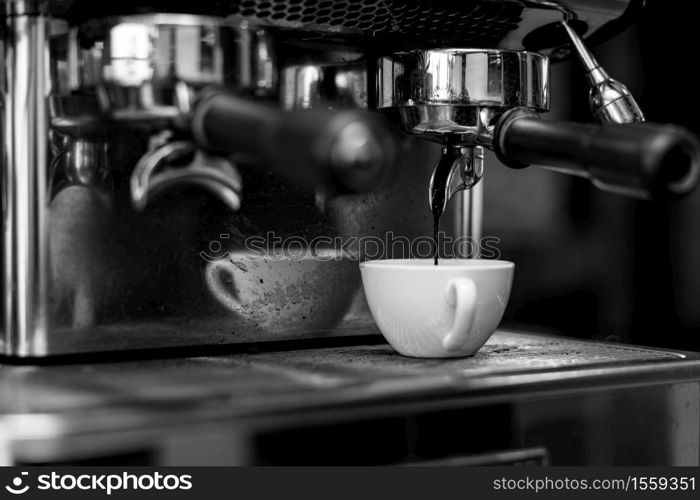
[130,140,242,212]
[50,139,112,200]
[561,21,644,124]
[456,151,484,258]
[1,0,51,355]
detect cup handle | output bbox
[206,259,240,309]
[442,277,478,351]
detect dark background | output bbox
[494,0,700,351]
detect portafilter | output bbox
[377,48,700,226]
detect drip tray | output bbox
[1,330,698,429]
[242,331,685,381]
[2,329,699,466]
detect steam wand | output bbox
[561,20,644,124]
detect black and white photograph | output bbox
[0,0,699,497]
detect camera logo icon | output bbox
[5,472,29,495]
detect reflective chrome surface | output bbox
[281,62,368,111]
[377,49,548,255]
[429,146,485,259]
[72,14,276,124]
[561,21,644,123]
[458,182,484,259]
[0,1,640,357]
[377,49,549,142]
[429,147,484,220]
[40,0,637,56]
[48,94,116,138]
[1,6,414,357]
[131,139,242,212]
[1,0,51,356]
[51,139,112,199]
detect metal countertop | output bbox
[2,330,700,444]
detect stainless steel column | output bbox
[456,181,483,258]
[454,147,484,259]
[2,0,50,356]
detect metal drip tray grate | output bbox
[1,330,699,449]
[242,330,685,381]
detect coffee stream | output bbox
[430,149,456,266]
[431,188,446,266]
[433,212,441,266]
[430,147,479,265]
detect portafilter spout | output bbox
[429,146,484,225]
[377,49,549,239]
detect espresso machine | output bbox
[2,0,699,358]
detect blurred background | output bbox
[492,0,700,351]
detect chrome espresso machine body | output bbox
[1,0,699,358]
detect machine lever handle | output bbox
[493,108,700,200]
[190,90,395,193]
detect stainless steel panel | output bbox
[0,0,639,357]
[0,331,698,464]
[46,1,636,56]
[1,0,51,356]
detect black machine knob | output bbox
[493,108,700,200]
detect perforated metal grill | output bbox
[61,0,524,47]
[230,0,523,46]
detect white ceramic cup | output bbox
[360,259,514,358]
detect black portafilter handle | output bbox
[190,90,395,193]
[493,108,700,200]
